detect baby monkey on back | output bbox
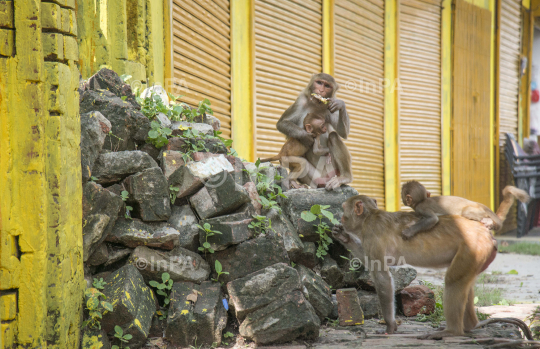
[401,180,530,239]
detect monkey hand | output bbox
[331,224,350,244]
[327,98,345,113]
[297,131,315,147]
[481,218,495,230]
[326,153,332,165]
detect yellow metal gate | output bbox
[334,0,386,208]
[452,0,492,207]
[398,0,443,209]
[498,0,522,231]
[171,0,232,137]
[254,0,323,160]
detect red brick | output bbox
[336,288,364,326]
[400,285,435,317]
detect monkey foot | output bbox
[417,330,462,340]
[325,176,350,191]
[480,218,495,230]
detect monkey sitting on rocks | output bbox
[400,180,529,240]
[261,113,330,189]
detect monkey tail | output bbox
[259,155,281,163]
[495,186,530,223]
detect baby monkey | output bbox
[260,112,330,162]
[401,180,530,240]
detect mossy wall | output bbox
[76,0,165,87]
[0,0,85,348]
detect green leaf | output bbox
[149,280,160,288]
[102,302,113,312]
[115,325,123,336]
[148,130,159,138]
[121,96,127,101]
[162,273,170,282]
[209,247,215,253]
[203,242,211,249]
[163,127,172,136]
[156,290,166,297]
[203,223,211,231]
[164,298,170,305]
[150,120,161,128]
[473,296,479,305]
[321,210,334,221]
[198,247,204,251]
[301,211,317,222]
[124,334,133,340]
[157,283,166,290]
[507,269,519,275]
[215,260,223,273]
[310,205,322,215]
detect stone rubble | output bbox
[79,68,437,348]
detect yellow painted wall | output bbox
[77,0,165,87]
[0,0,84,347]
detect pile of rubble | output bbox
[79,69,429,348]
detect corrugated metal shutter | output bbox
[398,0,442,210]
[499,0,522,232]
[254,0,323,159]
[334,0,386,208]
[171,0,231,137]
[452,0,492,207]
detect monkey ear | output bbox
[373,199,378,208]
[354,201,364,216]
[427,191,431,198]
[405,194,413,206]
[305,124,313,133]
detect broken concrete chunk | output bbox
[87,68,139,109]
[190,171,251,219]
[92,150,158,185]
[165,281,227,347]
[168,205,199,251]
[390,266,418,293]
[357,290,380,319]
[266,208,303,260]
[320,256,344,289]
[106,218,179,250]
[295,264,333,321]
[336,288,364,326]
[122,167,171,222]
[227,263,302,321]
[128,246,210,284]
[295,242,319,269]
[278,186,358,241]
[170,121,213,136]
[87,242,109,267]
[227,155,252,186]
[101,265,156,348]
[199,213,254,252]
[160,150,186,180]
[239,291,320,345]
[80,90,149,150]
[208,235,289,284]
[80,111,111,182]
[83,182,123,261]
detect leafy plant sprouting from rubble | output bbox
[111,325,132,349]
[211,260,229,285]
[82,278,113,330]
[197,223,222,254]
[149,272,173,320]
[301,204,339,259]
[120,190,133,219]
[249,215,273,236]
[244,158,287,213]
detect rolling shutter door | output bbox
[398,0,442,210]
[254,0,323,159]
[334,0,386,208]
[499,0,522,232]
[172,0,231,137]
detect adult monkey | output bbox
[331,195,514,339]
[276,73,353,190]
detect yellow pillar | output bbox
[384,0,399,211]
[441,0,452,196]
[0,0,84,347]
[322,0,334,75]
[231,0,255,161]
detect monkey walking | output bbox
[331,195,530,340]
[276,73,353,190]
[400,180,530,240]
[261,113,331,189]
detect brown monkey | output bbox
[332,195,501,339]
[401,180,529,239]
[260,113,330,163]
[276,73,353,190]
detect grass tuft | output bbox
[499,242,540,256]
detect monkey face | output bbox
[313,79,334,98]
[342,195,376,230]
